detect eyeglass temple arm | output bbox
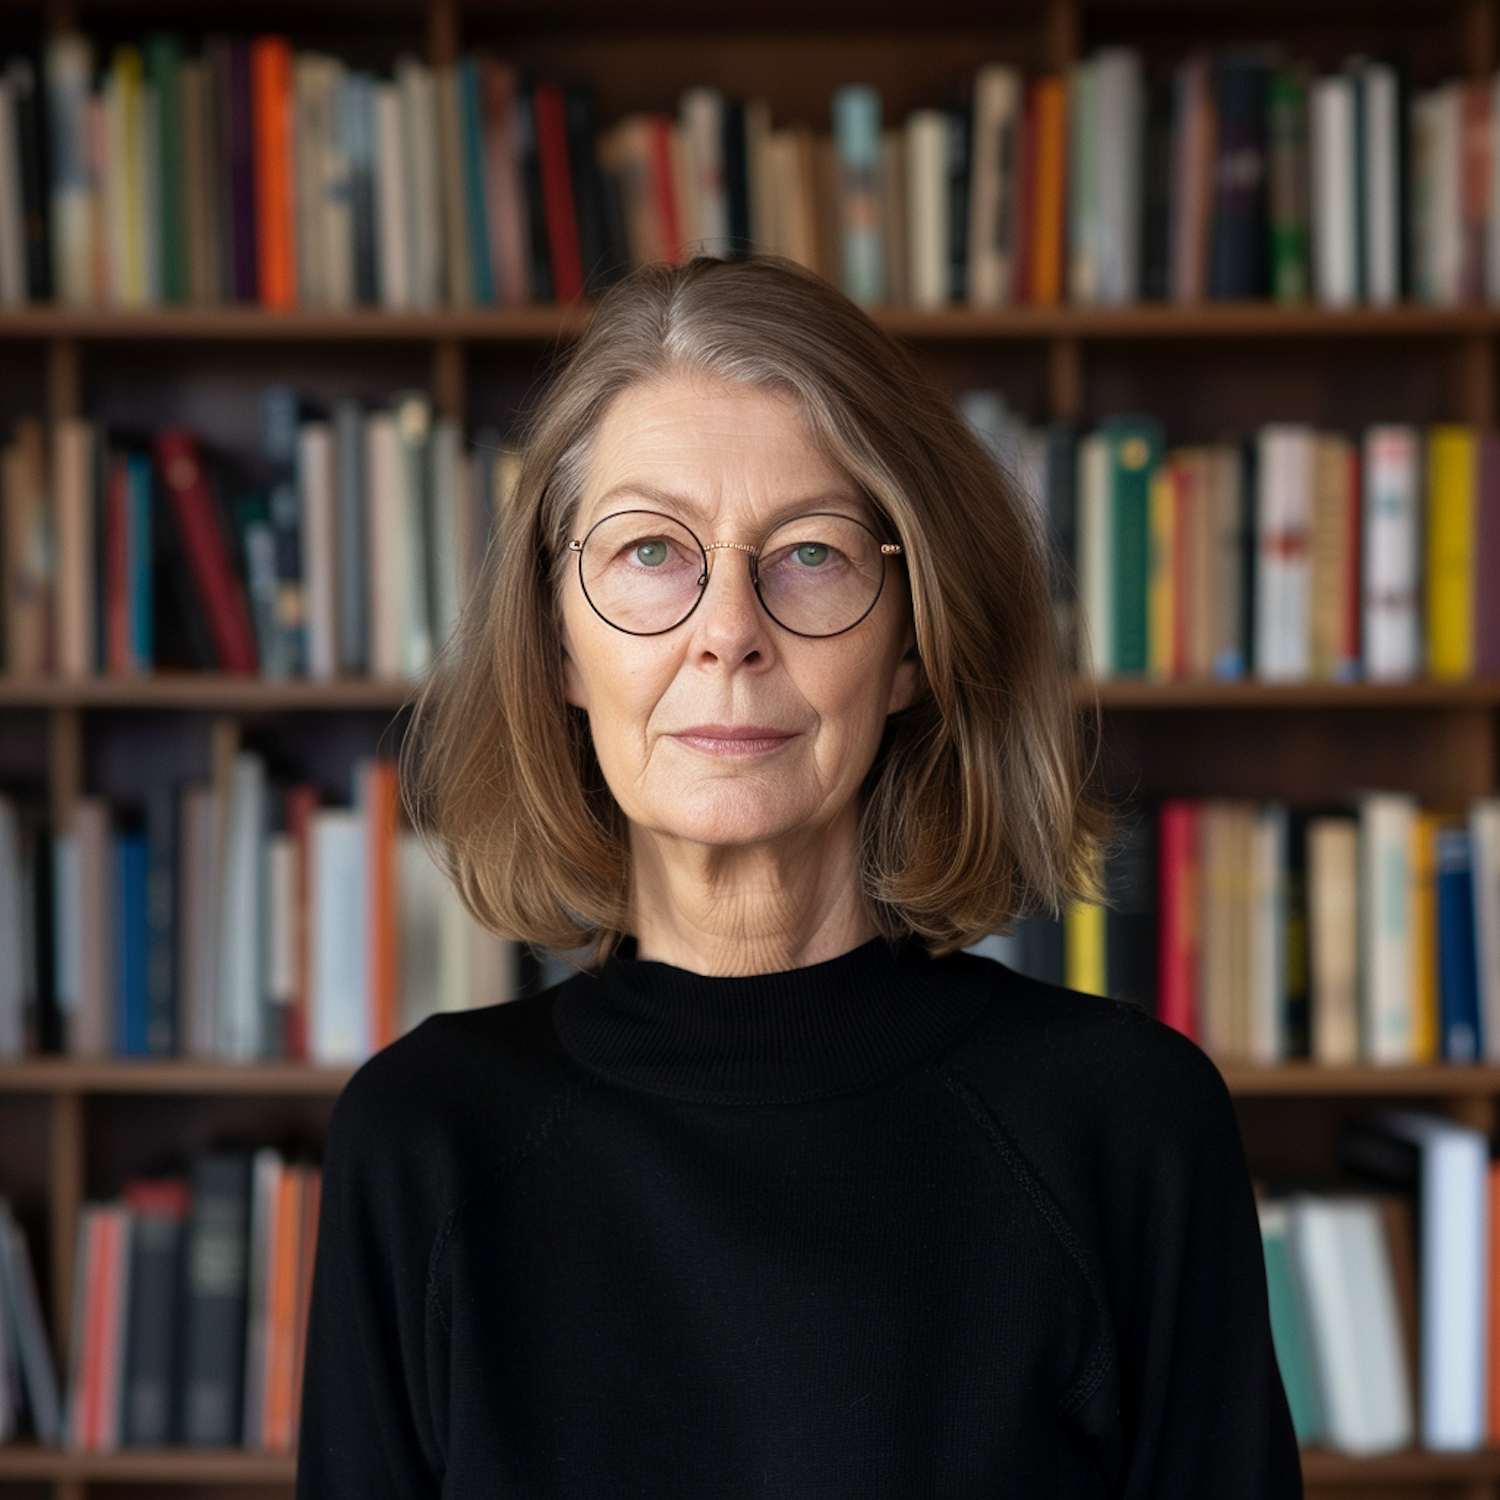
[565,539,904,555]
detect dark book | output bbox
[1208,56,1269,299]
[262,386,306,679]
[721,97,751,258]
[143,782,177,1058]
[1283,811,1312,1059]
[562,83,613,294]
[8,59,49,300]
[1043,420,1078,667]
[598,168,632,288]
[1104,811,1156,1011]
[333,399,368,675]
[1435,825,1481,1062]
[1139,71,1173,301]
[943,106,971,304]
[144,34,187,304]
[210,38,257,302]
[1013,910,1065,987]
[1266,67,1311,303]
[514,79,553,304]
[342,73,379,306]
[122,1178,190,1444]
[114,829,149,1057]
[14,800,59,1054]
[152,452,219,671]
[181,1152,252,1446]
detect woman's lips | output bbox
[670,726,799,756]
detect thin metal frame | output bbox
[566,508,905,638]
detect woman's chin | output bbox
[647,786,819,849]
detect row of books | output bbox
[15,33,1500,312]
[0,745,514,1064]
[0,391,514,680]
[1260,1111,1492,1453]
[980,791,1500,1066]
[61,1148,320,1452]
[0,1198,56,1445]
[967,395,1500,682]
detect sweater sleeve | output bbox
[295,1061,446,1500]
[1100,1027,1303,1499]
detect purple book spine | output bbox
[228,41,257,302]
[1476,432,1500,677]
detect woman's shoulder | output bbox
[939,952,1236,1151]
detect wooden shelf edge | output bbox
[1300,1446,1500,1481]
[0,1441,296,1480]
[0,302,1493,342]
[3,674,1499,712]
[1220,1063,1500,1096]
[0,1060,357,1094]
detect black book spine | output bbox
[153,454,220,671]
[1044,420,1078,667]
[1207,58,1269,299]
[515,81,553,304]
[181,1153,251,1446]
[347,75,379,306]
[9,59,49,300]
[563,84,611,294]
[1104,811,1157,1011]
[206,40,238,303]
[721,98,751,257]
[1283,811,1312,1060]
[123,1205,185,1444]
[1140,72,1173,301]
[143,782,178,1057]
[944,107,971,303]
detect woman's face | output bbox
[560,375,920,852]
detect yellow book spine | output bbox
[1426,425,1476,680]
[1148,462,1175,680]
[1409,810,1440,1064]
[1065,899,1107,997]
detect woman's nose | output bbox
[692,547,770,663]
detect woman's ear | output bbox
[886,630,922,715]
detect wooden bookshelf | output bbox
[0,0,1498,1495]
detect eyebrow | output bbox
[582,482,873,533]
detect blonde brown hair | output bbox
[403,256,1106,961]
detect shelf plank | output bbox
[4,673,1500,712]
[0,303,1494,343]
[1220,1064,1500,1096]
[0,1442,296,1481]
[1300,1446,1500,1482]
[0,1060,356,1095]
[0,675,417,710]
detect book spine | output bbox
[181,1153,251,1445]
[45,34,95,306]
[458,57,494,305]
[144,33,186,303]
[1266,68,1311,303]
[250,37,296,309]
[1425,424,1476,680]
[1028,76,1066,306]
[1207,57,1268,299]
[833,85,885,304]
[1105,418,1161,675]
[533,81,583,302]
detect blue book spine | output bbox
[127,452,153,669]
[459,57,495,306]
[114,833,150,1058]
[832,86,885,305]
[1436,826,1483,1061]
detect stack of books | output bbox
[3,34,1500,310]
[1261,1111,1493,1454]
[0,750,514,1065]
[64,1148,318,1453]
[0,390,515,680]
[962,392,1500,683]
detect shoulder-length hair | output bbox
[403,256,1106,961]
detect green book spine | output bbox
[145,33,186,304]
[1259,1210,1322,1445]
[1266,69,1310,305]
[1105,417,1161,675]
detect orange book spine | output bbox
[365,759,400,1050]
[1028,77,1066,307]
[264,1167,303,1451]
[289,1166,322,1446]
[250,37,296,310]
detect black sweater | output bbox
[296,937,1302,1498]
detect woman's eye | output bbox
[794,543,830,567]
[633,540,669,566]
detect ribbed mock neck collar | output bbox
[552,936,989,1105]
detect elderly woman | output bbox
[297,258,1300,1498]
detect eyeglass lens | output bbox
[576,510,890,637]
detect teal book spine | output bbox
[1104,416,1162,675]
[832,86,885,304]
[144,33,186,303]
[1259,1207,1322,1445]
[459,56,495,305]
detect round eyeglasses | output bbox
[567,509,905,638]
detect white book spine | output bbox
[1094,48,1143,305]
[681,87,729,257]
[1310,76,1358,307]
[397,59,443,307]
[1432,85,1465,306]
[905,111,948,309]
[1254,424,1315,680]
[1362,426,1421,680]
[264,834,297,1011]
[321,59,353,310]
[297,422,338,682]
[965,66,1021,308]
[373,82,410,308]
[309,810,369,1064]
[1359,794,1416,1063]
[1077,433,1113,677]
[215,752,266,1062]
[1361,64,1400,307]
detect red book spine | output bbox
[533,81,584,303]
[647,114,683,264]
[1157,799,1199,1040]
[282,785,320,1062]
[104,457,130,676]
[251,36,297,310]
[154,430,259,674]
[361,759,400,1051]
